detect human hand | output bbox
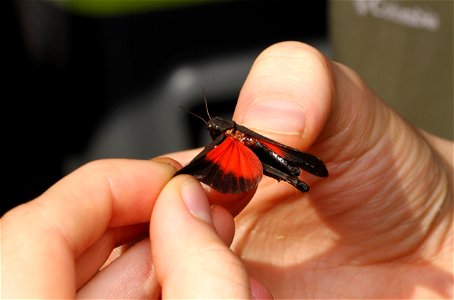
[172,41,453,299]
[2,41,452,299]
[1,159,271,298]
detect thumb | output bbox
[150,175,272,299]
[234,42,332,150]
[233,41,449,263]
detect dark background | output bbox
[2,0,327,215]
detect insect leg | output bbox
[262,163,309,192]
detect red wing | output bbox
[175,135,263,194]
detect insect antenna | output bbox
[179,105,208,127]
[202,87,212,120]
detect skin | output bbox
[230,42,453,299]
[1,41,452,299]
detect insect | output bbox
[175,102,328,194]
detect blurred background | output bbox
[2,0,452,214]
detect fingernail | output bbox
[241,99,306,135]
[181,179,213,224]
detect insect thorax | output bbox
[230,130,256,147]
[207,117,235,139]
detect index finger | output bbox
[1,158,175,298]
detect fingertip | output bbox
[166,176,241,245]
[250,276,274,300]
[151,156,182,172]
[180,176,213,224]
[152,175,236,243]
[234,41,333,149]
[151,174,212,229]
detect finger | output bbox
[150,175,255,299]
[250,276,274,300]
[234,41,332,150]
[77,239,159,299]
[77,204,236,299]
[74,223,148,288]
[234,41,396,201]
[211,204,235,246]
[1,158,175,298]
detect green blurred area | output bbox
[55,0,210,16]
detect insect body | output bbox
[175,114,328,194]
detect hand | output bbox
[1,159,271,298]
[2,41,452,299]
[172,41,453,299]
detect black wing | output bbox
[236,123,328,178]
